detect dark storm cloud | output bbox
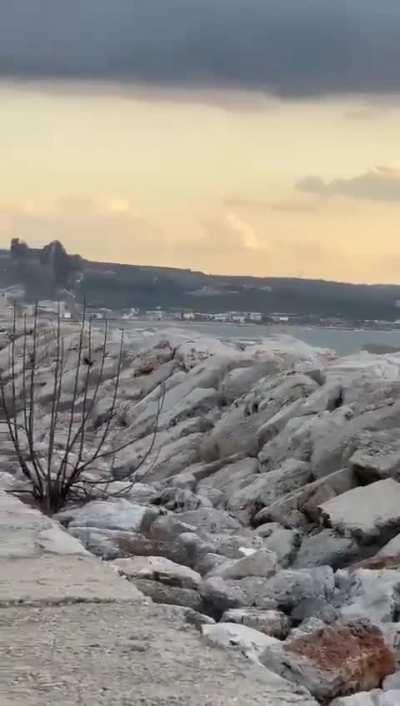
[296,167,400,202]
[1,1,400,96]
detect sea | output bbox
[120,320,400,357]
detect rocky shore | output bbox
[3,324,400,704]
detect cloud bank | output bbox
[297,167,400,202]
[1,1,400,96]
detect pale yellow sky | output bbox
[2,81,400,283]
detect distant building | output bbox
[145,310,165,320]
[224,311,246,323]
[247,312,262,322]
[231,313,246,323]
[212,313,229,322]
[270,313,290,323]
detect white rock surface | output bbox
[209,550,278,580]
[111,556,201,590]
[202,622,279,662]
[222,608,290,639]
[383,671,400,691]
[336,568,400,623]
[318,479,400,542]
[56,499,158,532]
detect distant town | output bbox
[1,283,400,332]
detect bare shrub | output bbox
[0,304,167,514]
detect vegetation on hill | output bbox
[2,238,400,320]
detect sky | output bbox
[2,1,400,283]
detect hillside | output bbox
[2,239,400,321]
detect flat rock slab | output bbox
[112,555,202,590]
[319,479,400,542]
[0,602,319,706]
[0,556,145,605]
[0,491,89,559]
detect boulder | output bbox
[254,467,356,528]
[113,417,211,479]
[200,371,317,463]
[0,472,18,491]
[208,550,278,580]
[173,337,243,372]
[259,566,335,612]
[101,482,158,504]
[289,617,327,641]
[257,398,308,448]
[197,457,259,502]
[202,622,279,662]
[208,530,276,561]
[200,576,252,616]
[168,454,246,489]
[350,431,400,483]
[202,569,332,617]
[293,530,358,570]
[36,526,91,556]
[56,499,159,533]
[234,576,291,611]
[146,514,220,568]
[260,619,395,701]
[177,508,242,535]
[226,459,313,524]
[200,405,268,461]
[311,402,400,480]
[111,556,201,590]
[379,622,400,662]
[318,479,400,543]
[151,487,212,513]
[255,525,301,567]
[377,534,400,560]
[220,360,281,404]
[163,386,221,428]
[222,608,290,639]
[0,490,89,560]
[383,671,400,691]
[68,514,214,567]
[195,552,228,576]
[67,527,146,560]
[256,373,319,416]
[300,381,344,415]
[258,414,316,472]
[134,376,221,434]
[291,597,339,626]
[336,568,400,623]
[132,579,203,611]
[134,432,204,483]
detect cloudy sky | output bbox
[2,1,400,282]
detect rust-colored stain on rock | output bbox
[286,620,395,694]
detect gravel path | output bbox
[0,602,317,706]
[0,491,318,705]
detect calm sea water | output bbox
[120,320,400,357]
